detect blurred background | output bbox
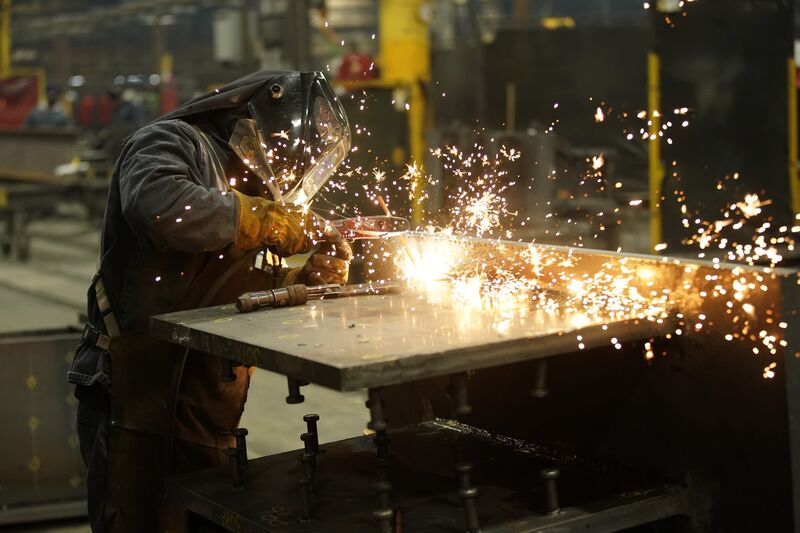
[0,0,798,530]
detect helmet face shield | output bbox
[228,118,282,199]
[229,72,350,206]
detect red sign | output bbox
[0,75,39,127]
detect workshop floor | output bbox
[0,217,367,532]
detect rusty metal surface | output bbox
[150,282,672,391]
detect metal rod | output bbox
[374,429,391,481]
[234,428,248,466]
[304,414,320,454]
[221,358,236,382]
[373,508,393,533]
[286,377,307,404]
[297,476,313,521]
[227,448,243,491]
[446,373,481,531]
[367,387,394,530]
[301,432,318,472]
[541,468,561,515]
[531,360,549,398]
[367,388,387,431]
[447,373,472,417]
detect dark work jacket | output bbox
[67,118,240,393]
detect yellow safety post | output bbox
[407,82,427,224]
[648,51,664,250]
[788,58,800,215]
[0,0,11,77]
[380,0,430,225]
[379,0,430,85]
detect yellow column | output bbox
[379,0,430,84]
[380,0,430,224]
[648,52,664,250]
[788,58,800,215]
[408,82,427,223]
[0,0,11,77]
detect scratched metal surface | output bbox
[150,283,672,391]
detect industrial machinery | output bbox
[150,233,800,531]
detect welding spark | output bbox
[595,107,605,123]
[464,193,504,237]
[337,93,787,382]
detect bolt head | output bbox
[372,509,393,520]
[540,468,560,480]
[456,463,473,474]
[286,394,305,404]
[304,413,320,422]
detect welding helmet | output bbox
[229,71,350,206]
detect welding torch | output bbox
[236,280,401,313]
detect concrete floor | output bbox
[0,217,367,531]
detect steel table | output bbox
[149,284,672,392]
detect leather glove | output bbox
[284,227,353,286]
[232,189,326,256]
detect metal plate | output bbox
[0,327,86,524]
[150,283,672,391]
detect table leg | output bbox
[367,388,394,532]
[447,373,481,533]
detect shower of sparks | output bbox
[309,87,790,381]
[682,192,792,268]
[393,236,671,329]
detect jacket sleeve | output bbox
[118,120,239,252]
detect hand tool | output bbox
[236,280,402,313]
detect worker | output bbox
[23,83,71,128]
[102,86,148,163]
[68,70,352,532]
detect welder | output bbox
[67,71,352,532]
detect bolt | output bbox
[541,468,560,514]
[304,414,320,453]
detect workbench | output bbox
[150,280,687,532]
[150,284,671,392]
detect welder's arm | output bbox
[119,121,237,252]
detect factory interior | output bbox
[2,0,800,531]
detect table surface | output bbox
[149,284,672,391]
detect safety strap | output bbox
[90,272,121,351]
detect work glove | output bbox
[232,190,327,256]
[284,227,353,286]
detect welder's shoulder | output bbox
[122,119,202,157]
